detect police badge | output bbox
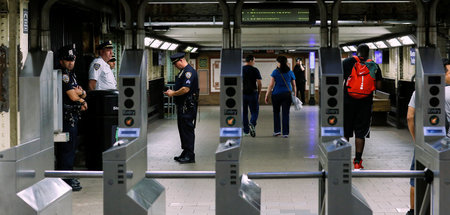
[185,72,192,79]
[94,63,100,70]
[62,74,70,83]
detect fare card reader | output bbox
[103,50,165,215]
[414,47,450,215]
[216,49,260,215]
[0,51,72,215]
[317,48,372,215]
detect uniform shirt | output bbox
[270,69,296,95]
[343,56,383,103]
[174,64,199,106]
[62,69,79,106]
[89,57,117,90]
[408,87,450,137]
[243,65,262,95]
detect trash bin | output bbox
[85,90,118,170]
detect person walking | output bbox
[265,56,296,138]
[343,44,383,170]
[242,55,262,137]
[293,57,306,104]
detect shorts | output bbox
[344,99,372,139]
[410,154,415,187]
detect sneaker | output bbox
[353,158,364,170]
[273,132,281,137]
[282,135,289,138]
[243,132,250,137]
[249,124,256,137]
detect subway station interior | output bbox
[0,0,450,214]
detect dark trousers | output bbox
[297,81,306,104]
[243,92,259,133]
[55,113,78,170]
[177,106,197,155]
[272,92,291,135]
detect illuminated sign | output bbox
[374,50,383,64]
[309,52,315,69]
[242,3,315,24]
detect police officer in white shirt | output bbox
[88,41,117,90]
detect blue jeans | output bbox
[272,92,291,135]
[243,92,259,133]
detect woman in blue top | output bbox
[265,56,297,138]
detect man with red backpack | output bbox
[343,44,383,170]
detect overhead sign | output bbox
[242,3,315,25]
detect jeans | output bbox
[272,92,291,135]
[243,92,259,133]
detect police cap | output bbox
[59,44,76,61]
[170,52,185,64]
[97,40,113,50]
[109,55,116,62]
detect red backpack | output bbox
[346,56,377,99]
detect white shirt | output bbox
[408,86,450,137]
[89,57,117,90]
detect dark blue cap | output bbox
[170,52,185,64]
[59,44,76,61]
[97,40,113,50]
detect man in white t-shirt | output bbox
[88,41,117,90]
[405,58,450,215]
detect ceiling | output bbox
[143,1,449,50]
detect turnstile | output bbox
[216,49,261,215]
[0,51,72,214]
[413,47,450,215]
[318,48,372,215]
[103,49,165,215]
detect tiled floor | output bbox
[73,105,414,215]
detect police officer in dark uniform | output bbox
[56,44,87,191]
[164,53,199,164]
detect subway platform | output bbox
[73,105,413,215]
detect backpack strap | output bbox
[353,55,360,63]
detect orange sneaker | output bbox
[353,159,364,170]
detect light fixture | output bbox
[366,42,377,49]
[144,37,154,47]
[191,47,198,53]
[184,46,193,52]
[150,39,163,48]
[160,42,172,50]
[375,41,388,49]
[348,46,357,52]
[168,43,179,51]
[386,38,402,47]
[398,36,415,45]
[342,46,350,52]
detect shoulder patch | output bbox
[94,63,101,70]
[62,74,70,83]
[185,72,192,79]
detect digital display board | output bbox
[374,50,383,64]
[242,3,315,24]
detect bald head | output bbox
[357,44,370,59]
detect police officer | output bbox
[88,40,117,90]
[56,44,87,191]
[164,53,199,164]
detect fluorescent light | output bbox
[398,36,415,45]
[386,38,402,47]
[144,37,154,47]
[375,41,388,49]
[342,46,350,52]
[168,43,178,51]
[366,43,377,49]
[160,42,172,50]
[184,46,193,52]
[150,39,163,48]
[348,46,357,52]
[191,47,198,53]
